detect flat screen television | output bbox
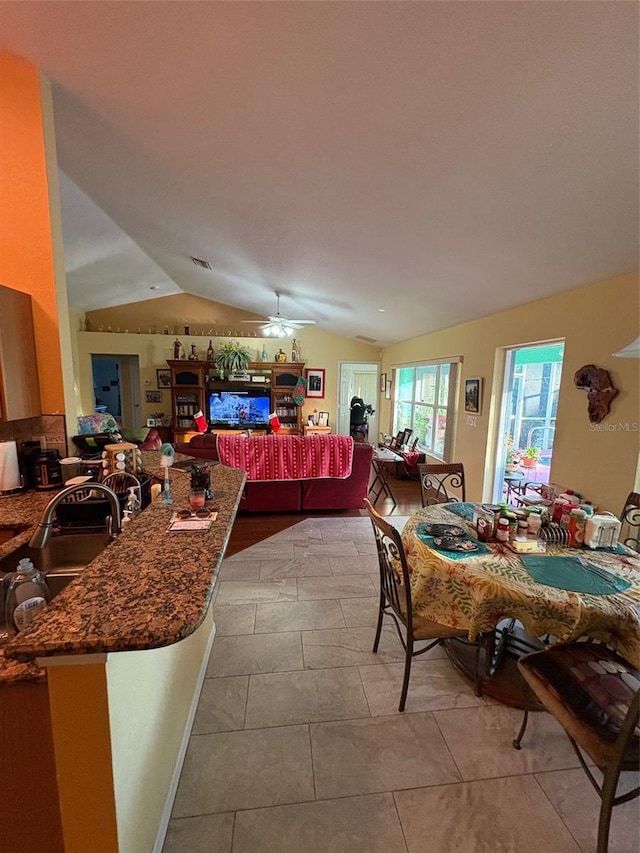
[208,388,271,429]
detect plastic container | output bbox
[4,558,50,637]
[496,518,510,543]
[527,512,543,538]
[568,508,587,547]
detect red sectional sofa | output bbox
[173,433,373,512]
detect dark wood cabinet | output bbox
[165,360,305,439]
[167,360,208,443]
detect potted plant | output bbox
[521,446,541,468]
[215,340,252,378]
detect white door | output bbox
[337,362,379,441]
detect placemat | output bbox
[521,555,631,595]
[416,526,491,560]
[441,501,476,521]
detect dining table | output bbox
[401,502,640,706]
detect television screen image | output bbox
[208,389,271,427]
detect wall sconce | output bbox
[612,335,640,358]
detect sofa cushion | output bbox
[120,426,150,444]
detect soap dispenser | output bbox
[4,558,50,637]
[125,486,141,516]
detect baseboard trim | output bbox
[152,619,217,853]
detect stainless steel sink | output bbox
[0,532,112,599]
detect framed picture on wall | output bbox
[464,378,482,414]
[145,390,162,404]
[380,372,387,392]
[305,368,325,399]
[156,368,171,389]
[385,379,392,400]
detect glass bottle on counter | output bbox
[4,558,50,637]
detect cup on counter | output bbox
[60,457,82,483]
[189,487,206,510]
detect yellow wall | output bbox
[79,294,379,427]
[45,610,214,853]
[382,271,639,514]
[107,609,215,852]
[0,49,66,413]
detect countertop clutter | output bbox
[0,451,246,684]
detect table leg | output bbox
[444,620,545,710]
[368,460,397,508]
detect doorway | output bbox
[91,354,141,428]
[492,342,564,503]
[337,362,379,441]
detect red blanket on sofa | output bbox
[216,434,354,481]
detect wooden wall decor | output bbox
[574,364,618,423]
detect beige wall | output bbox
[45,610,215,853]
[78,295,379,429]
[382,271,639,514]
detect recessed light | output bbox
[377,308,386,313]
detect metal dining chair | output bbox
[513,641,640,853]
[364,498,483,711]
[619,491,640,553]
[418,462,466,506]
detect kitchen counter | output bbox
[0,452,246,679]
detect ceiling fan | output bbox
[240,292,317,337]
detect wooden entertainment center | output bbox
[167,360,305,442]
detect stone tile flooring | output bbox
[164,517,639,853]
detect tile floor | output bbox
[164,517,639,853]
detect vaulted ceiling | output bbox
[1,1,638,345]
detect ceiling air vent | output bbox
[190,256,212,270]
[355,334,378,344]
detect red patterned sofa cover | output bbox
[174,433,373,512]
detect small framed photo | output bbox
[318,411,329,427]
[307,414,316,426]
[145,390,162,404]
[379,372,387,393]
[156,368,171,389]
[305,368,325,399]
[385,379,392,400]
[464,378,482,414]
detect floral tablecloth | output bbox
[401,504,640,667]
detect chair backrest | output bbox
[102,471,142,502]
[620,491,640,553]
[418,462,466,506]
[364,498,413,632]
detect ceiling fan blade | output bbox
[240,319,269,325]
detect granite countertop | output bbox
[0,452,245,684]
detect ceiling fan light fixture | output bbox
[263,322,292,338]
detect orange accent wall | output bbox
[0,48,65,413]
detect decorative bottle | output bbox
[207,340,215,361]
[291,339,298,362]
[261,344,269,362]
[4,558,50,637]
[188,344,198,360]
[173,338,181,360]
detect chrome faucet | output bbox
[29,482,122,549]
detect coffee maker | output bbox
[34,449,63,491]
[18,440,42,490]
